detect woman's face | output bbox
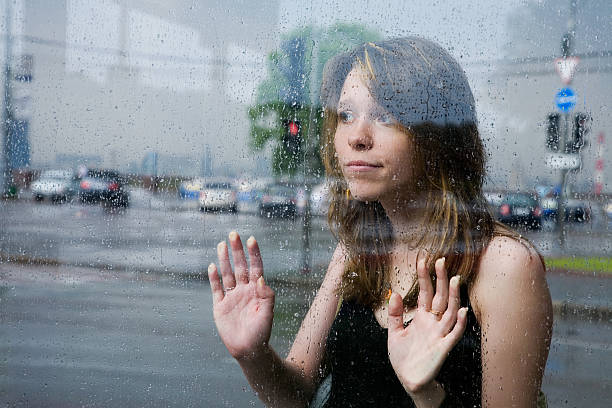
[334,68,416,204]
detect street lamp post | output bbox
[1,0,13,197]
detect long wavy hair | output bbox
[320,38,520,308]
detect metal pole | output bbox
[300,29,325,274]
[558,114,569,248]
[2,0,12,196]
[558,0,578,249]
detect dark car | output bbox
[78,169,129,207]
[497,193,542,230]
[539,197,591,223]
[259,184,297,219]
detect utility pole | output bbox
[300,30,324,274]
[557,0,578,248]
[2,0,13,196]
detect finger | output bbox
[440,275,461,331]
[208,263,224,304]
[416,258,433,311]
[431,257,448,313]
[387,293,405,334]
[256,276,275,301]
[247,236,264,282]
[229,231,249,284]
[444,307,468,347]
[217,241,236,290]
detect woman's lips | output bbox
[345,161,382,172]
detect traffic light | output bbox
[282,119,301,156]
[569,112,589,153]
[546,113,560,151]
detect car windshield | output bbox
[86,171,121,181]
[205,182,232,189]
[40,170,73,179]
[504,194,537,207]
[266,185,293,196]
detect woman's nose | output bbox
[347,118,373,151]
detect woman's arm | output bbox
[210,234,345,408]
[244,243,345,407]
[285,243,346,399]
[472,237,553,407]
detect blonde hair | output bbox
[319,38,518,307]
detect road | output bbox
[1,262,610,407]
[1,190,611,406]
[0,190,338,277]
[1,189,610,276]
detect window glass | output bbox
[1,1,610,406]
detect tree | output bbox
[248,23,380,177]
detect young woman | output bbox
[208,37,553,407]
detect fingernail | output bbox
[217,241,226,251]
[229,231,237,241]
[208,263,215,273]
[247,236,255,246]
[257,276,265,287]
[460,307,468,318]
[454,275,461,285]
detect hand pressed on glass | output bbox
[208,231,275,361]
[387,257,468,395]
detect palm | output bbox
[213,281,274,359]
[387,258,468,393]
[208,232,276,360]
[388,308,457,389]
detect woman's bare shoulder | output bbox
[470,235,547,318]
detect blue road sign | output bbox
[555,87,576,112]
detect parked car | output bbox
[538,197,591,222]
[179,177,205,200]
[31,169,77,203]
[564,199,591,222]
[497,193,542,229]
[79,169,129,207]
[259,184,297,219]
[198,182,237,212]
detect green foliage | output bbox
[248,23,380,177]
[545,257,612,275]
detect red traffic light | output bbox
[287,121,300,137]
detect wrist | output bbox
[235,343,273,368]
[407,380,446,408]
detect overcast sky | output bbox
[6,0,611,191]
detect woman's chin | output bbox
[349,190,382,203]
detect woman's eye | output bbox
[338,111,354,124]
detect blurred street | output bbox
[1,190,611,407]
[1,188,610,276]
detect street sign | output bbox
[555,87,576,112]
[545,153,580,170]
[554,57,579,85]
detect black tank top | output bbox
[323,285,481,407]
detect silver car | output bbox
[198,182,237,212]
[31,169,77,203]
